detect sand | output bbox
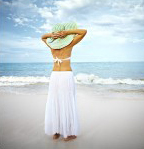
[0,85,144,149]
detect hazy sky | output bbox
[0,0,144,63]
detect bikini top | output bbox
[53,56,71,66]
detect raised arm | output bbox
[66,29,87,36]
[41,29,87,49]
[41,32,62,49]
[58,29,87,47]
[41,33,52,40]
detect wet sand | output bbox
[0,85,144,149]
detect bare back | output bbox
[50,45,73,71]
[42,29,87,71]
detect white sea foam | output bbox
[75,73,144,85]
[0,73,144,86]
[0,76,50,86]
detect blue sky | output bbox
[0,0,144,63]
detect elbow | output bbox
[41,35,43,40]
[41,36,45,41]
[83,29,87,36]
[84,29,87,34]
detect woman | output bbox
[41,22,87,141]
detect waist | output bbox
[51,71,73,74]
[52,68,72,71]
[52,71,72,72]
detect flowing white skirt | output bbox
[44,71,80,138]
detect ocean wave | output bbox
[0,73,144,86]
[75,73,144,85]
[0,76,50,86]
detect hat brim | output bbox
[46,34,75,49]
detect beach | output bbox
[1,0,144,147]
[0,83,144,149]
[0,62,144,149]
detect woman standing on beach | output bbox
[41,22,87,141]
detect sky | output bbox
[0,0,144,63]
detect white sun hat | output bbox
[46,21,78,49]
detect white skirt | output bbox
[44,71,80,138]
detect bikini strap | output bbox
[53,56,71,60]
[61,57,71,60]
[53,56,71,66]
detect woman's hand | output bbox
[58,31,68,38]
[51,32,61,39]
[52,31,68,39]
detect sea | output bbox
[0,62,144,95]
